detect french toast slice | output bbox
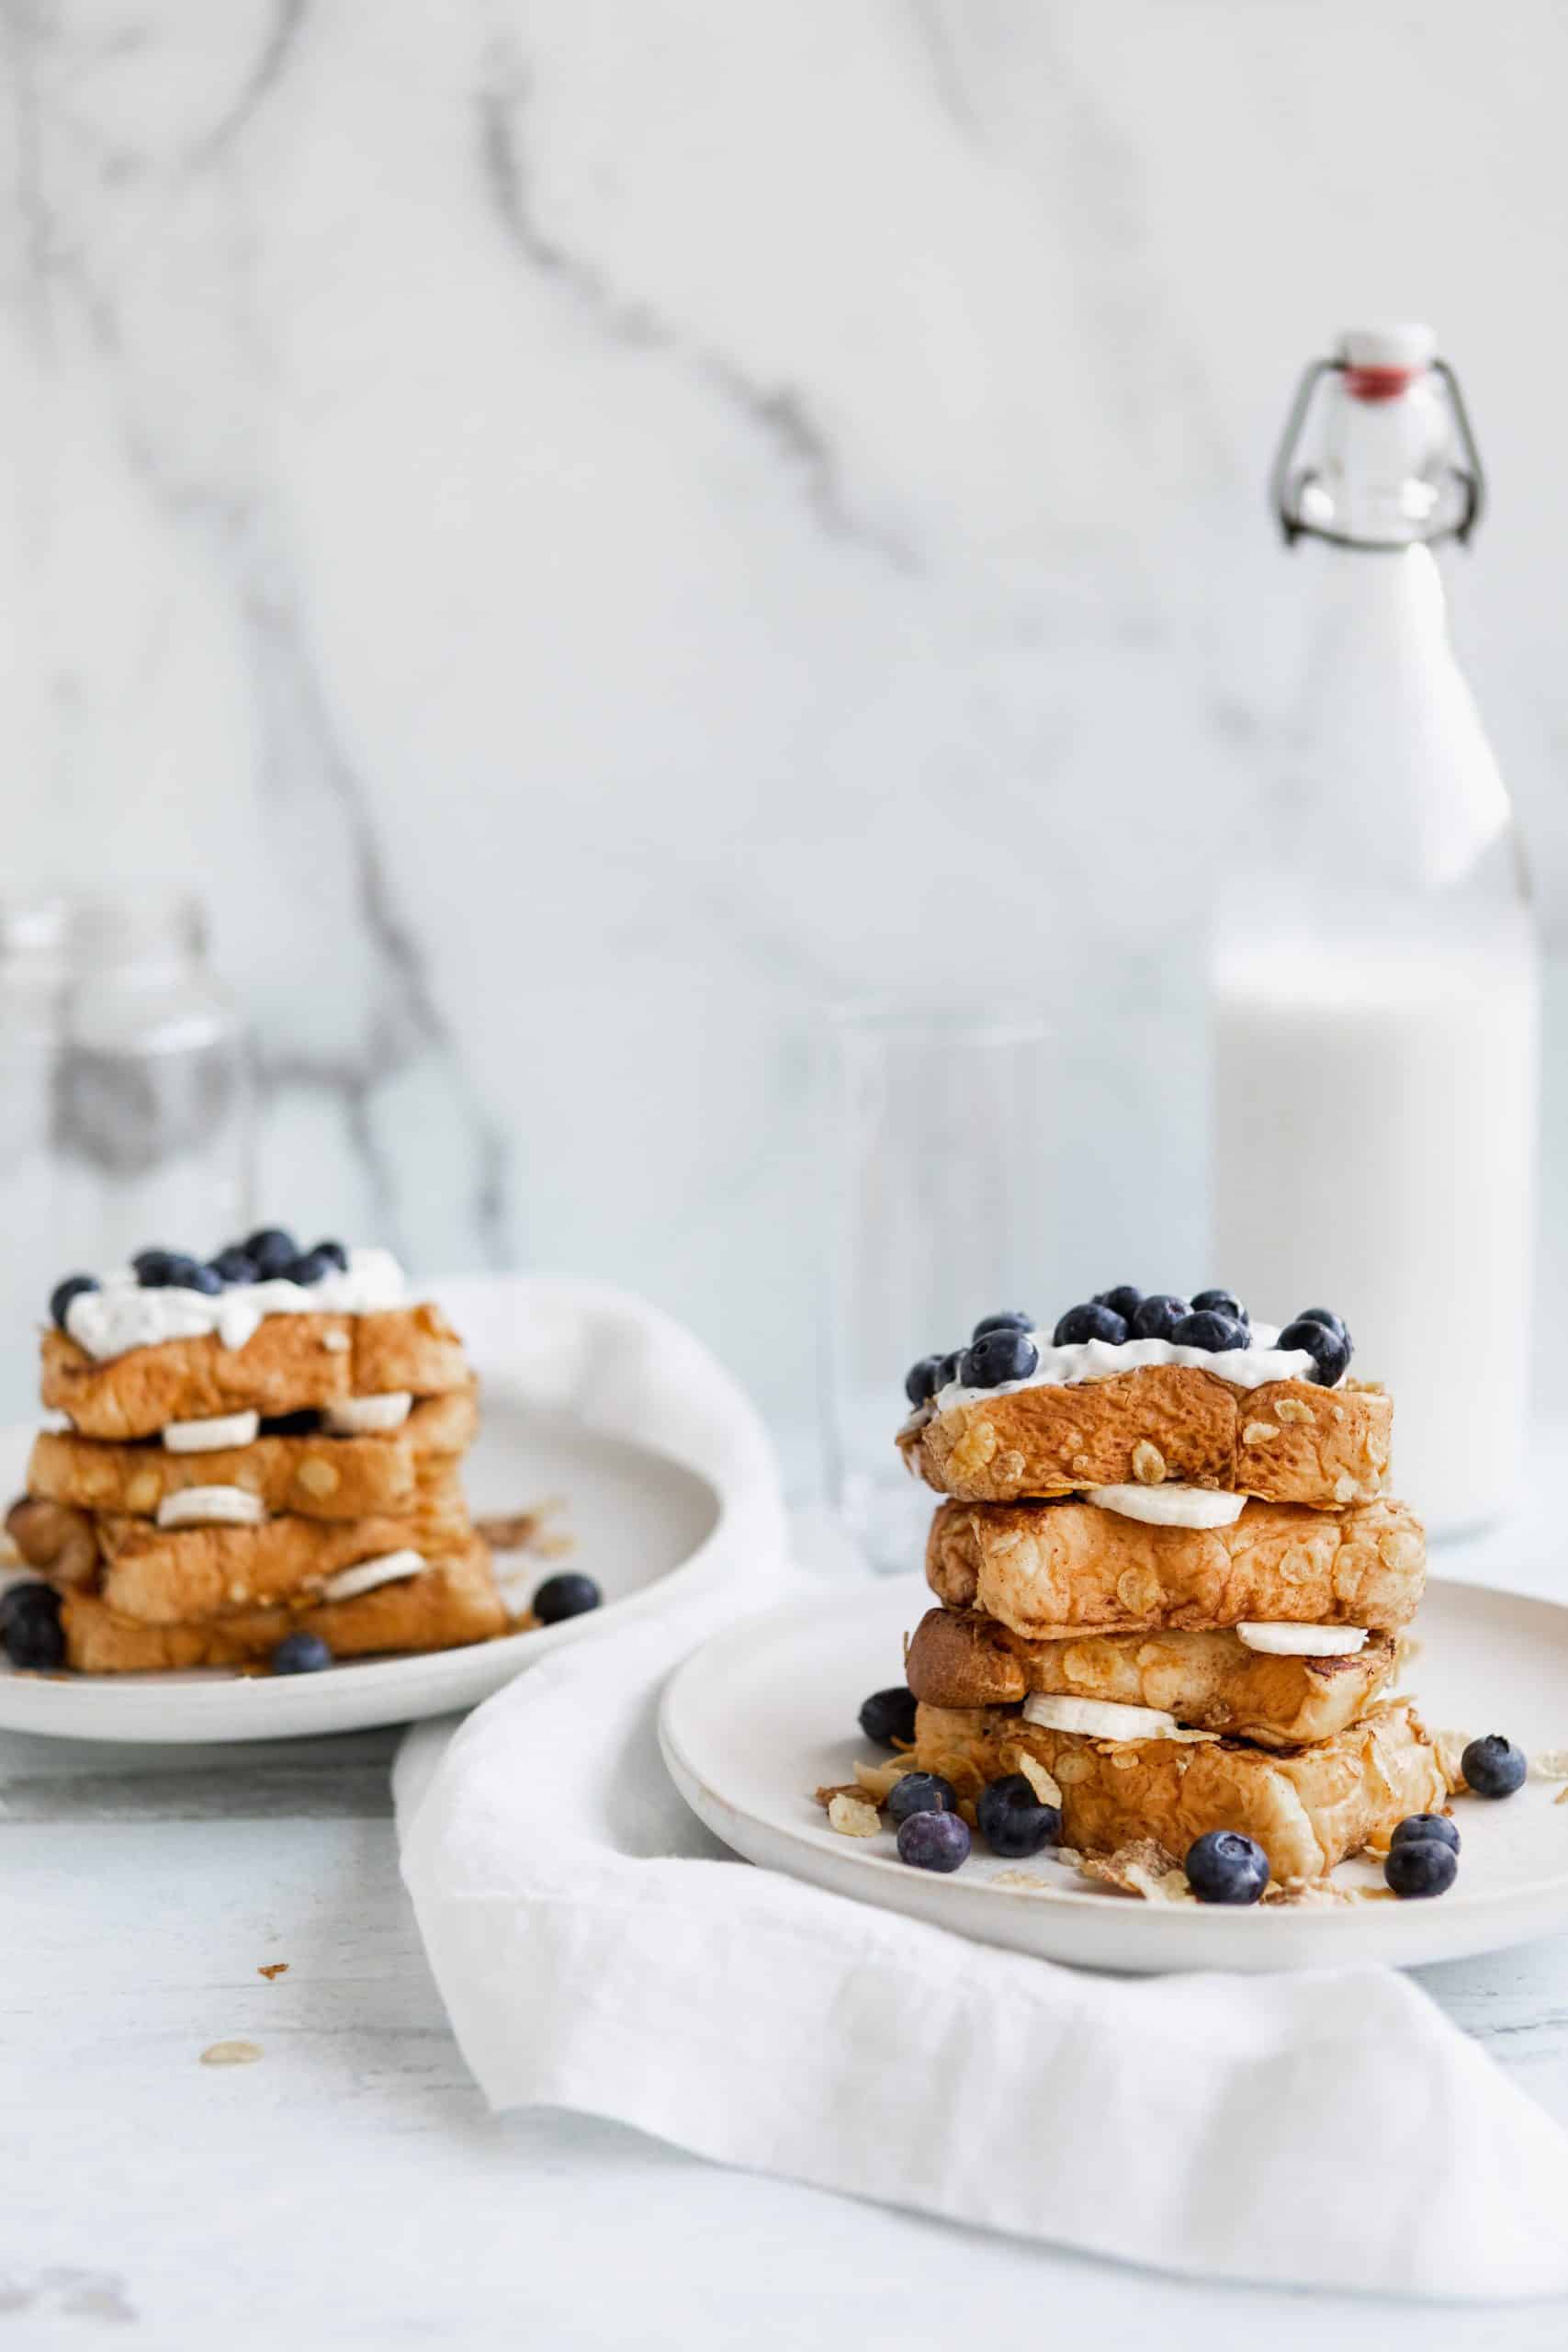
[26,1386,478,1523]
[59,1537,504,1670]
[901,1364,1391,1509]
[39,1301,471,1441]
[913,1697,1445,1883]
[927,1494,1425,1640]
[905,1606,1398,1748]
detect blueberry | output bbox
[1295,1306,1347,1340]
[311,1239,350,1272]
[132,1249,176,1285]
[1184,1828,1269,1904]
[1390,1812,1461,1856]
[1461,1733,1528,1799]
[1173,1309,1249,1353]
[958,1328,1040,1389]
[209,1246,259,1285]
[533,1572,603,1626]
[1384,1838,1458,1899]
[1053,1303,1129,1347]
[904,1353,947,1408]
[976,1773,1062,1858]
[858,1685,918,1747]
[887,1771,959,1825]
[1278,1317,1351,1385]
[972,1310,1034,1339]
[259,1408,321,1436]
[1191,1288,1249,1327]
[49,1274,97,1331]
[1092,1286,1144,1324]
[272,1631,333,1676]
[0,1583,65,1671]
[936,1350,962,1387]
[166,1256,223,1295]
[245,1227,299,1280]
[896,1809,971,1873]
[1130,1292,1189,1341]
[284,1249,339,1288]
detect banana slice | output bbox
[163,1411,262,1454]
[1236,1622,1367,1656]
[1085,1483,1246,1529]
[319,1548,426,1603]
[1021,1692,1179,1740]
[156,1486,266,1530]
[321,1392,412,1436]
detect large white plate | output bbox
[0,1390,722,1742]
[660,1572,1568,1973]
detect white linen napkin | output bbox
[398,1281,1568,2301]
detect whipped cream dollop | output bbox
[1085,1484,1247,1531]
[63,1248,408,1363]
[934,1320,1318,1415]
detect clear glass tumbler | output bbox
[820,1001,1056,1572]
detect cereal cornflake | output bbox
[826,1792,881,1839]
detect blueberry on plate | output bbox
[1053,1302,1129,1347]
[1130,1292,1188,1342]
[1172,1309,1249,1353]
[896,1809,971,1873]
[1278,1317,1351,1385]
[1184,1828,1269,1905]
[1390,1812,1461,1856]
[1091,1285,1144,1324]
[1191,1288,1248,1327]
[285,1248,339,1288]
[272,1631,333,1676]
[245,1227,299,1280]
[976,1773,1062,1859]
[0,1583,65,1671]
[958,1328,1040,1389]
[209,1245,259,1284]
[887,1771,959,1825]
[532,1572,603,1626]
[858,1685,918,1747]
[972,1310,1034,1339]
[904,1352,947,1408]
[1461,1733,1528,1799]
[49,1273,97,1331]
[1384,1838,1458,1899]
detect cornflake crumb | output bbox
[257,1962,288,1982]
[827,1792,881,1839]
[1432,1729,1471,1793]
[990,1869,1055,1893]
[1529,1749,1568,1781]
[1078,1839,1191,1903]
[1012,1751,1063,1810]
[1554,1786,1568,1809]
[852,1757,908,1803]
[200,2040,263,2066]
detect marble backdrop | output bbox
[4,1,1566,1439]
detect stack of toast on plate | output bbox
[894,1291,1447,1888]
[6,1231,508,1672]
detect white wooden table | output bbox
[7,1498,1568,2346]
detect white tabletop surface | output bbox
[9,1461,1568,2347]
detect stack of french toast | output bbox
[6,1230,507,1673]
[897,1288,1447,1887]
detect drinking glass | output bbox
[820,1001,1056,1572]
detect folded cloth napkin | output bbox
[396,1287,1568,2301]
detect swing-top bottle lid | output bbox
[1337,322,1438,396]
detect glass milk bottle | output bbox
[1212,324,1538,1534]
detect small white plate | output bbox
[660,1572,1568,1973]
[0,1391,722,1742]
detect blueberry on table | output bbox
[972,1310,1034,1339]
[1173,1309,1249,1354]
[1130,1293,1188,1342]
[1390,1812,1461,1856]
[958,1328,1040,1389]
[272,1632,333,1676]
[1190,1288,1248,1327]
[1384,1838,1459,1899]
[1278,1317,1351,1385]
[209,1246,259,1285]
[49,1274,97,1331]
[1053,1302,1129,1348]
[896,1809,971,1873]
[976,1773,1062,1858]
[857,1684,918,1747]
[245,1227,299,1279]
[1,1583,65,1671]
[1184,1829,1269,1905]
[887,1771,959,1824]
[1461,1733,1528,1799]
[1092,1286,1144,1324]
[532,1571,603,1626]
[904,1353,947,1408]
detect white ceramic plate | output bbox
[660,1572,1568,1973]
[0,1390,722,1741]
